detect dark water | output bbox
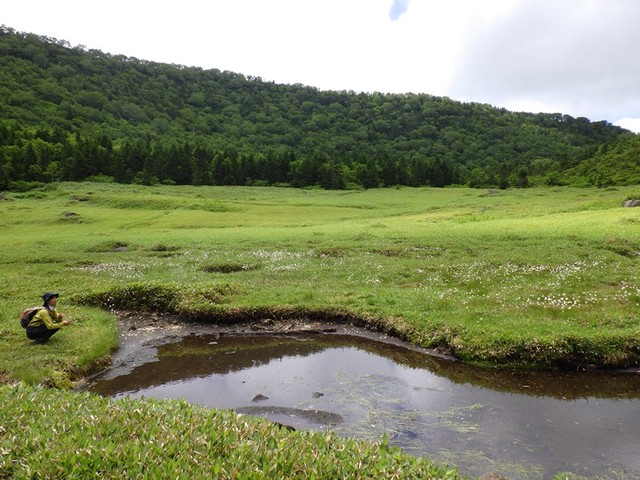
[88,331,640,479]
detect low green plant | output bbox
[201,262,261,273]
[76,281,239,314]
[7,180,46,192]
[85,240,130,253]
[0,384,460,479]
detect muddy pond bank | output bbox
[85,312,640,479]
[82,311,454,381]
[84,311,640,398]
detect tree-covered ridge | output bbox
[0,26,636,190]
[562,134,640,186]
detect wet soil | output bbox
[84,310,454,384]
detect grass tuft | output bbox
[86,241,130,253]
[201,263,262,273]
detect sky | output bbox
[3,0,640,132]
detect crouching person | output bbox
[26,292,70,344]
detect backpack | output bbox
[20,307,44,328]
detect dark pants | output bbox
[26,325,59,343]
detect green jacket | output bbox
[28,307,63,330]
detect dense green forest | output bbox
[1,25,638,191]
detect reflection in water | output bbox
[89,333,640,479]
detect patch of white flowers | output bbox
[250,250,307,272]
[434,260,601,283]
[74,261,147,279]
[346,255,384,285]
[619,281,640,296]
[250,250,306,262]
[523,293,598,311]
[412,259,639,311]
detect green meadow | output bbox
[1,182,639,479]
[1,182,639,385]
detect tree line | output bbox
[1,26,637,191]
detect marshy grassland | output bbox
[1,182,639,478]
[2,182,639,381]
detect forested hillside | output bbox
[1,26,637,190]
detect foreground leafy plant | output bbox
[0,384,460,479]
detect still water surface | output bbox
[89,331,640,479]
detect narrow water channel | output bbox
[87,324,640,479]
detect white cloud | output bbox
[449,0,640,123]
[613,118,640,134]
[1,0,639,128]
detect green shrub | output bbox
[76,281,238,315]
[7,180,46,192]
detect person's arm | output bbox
[53,310,70,326]
[34,309,62,330]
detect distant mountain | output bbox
[0,25,636,190]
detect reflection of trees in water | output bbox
[92,334,328,395]
[433,360,640,400]
[91,332,640,401]
[93,332,444,395]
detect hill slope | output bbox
[0,26,634,189]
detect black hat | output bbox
[42,292,59,303]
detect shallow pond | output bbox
[88,322,640,479]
